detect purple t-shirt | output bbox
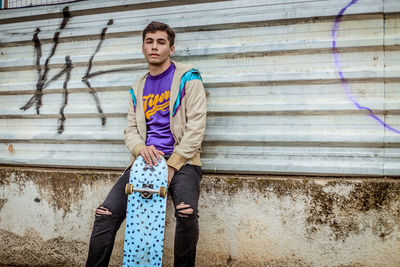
[143,63,175,154]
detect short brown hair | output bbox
[142,21,175,47]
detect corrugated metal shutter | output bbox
[0,0,399,176]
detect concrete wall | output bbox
[1,167,399,266]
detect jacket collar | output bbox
[169,61,195,113]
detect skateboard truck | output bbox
[125,183,167,199]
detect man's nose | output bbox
[151,43,158,50]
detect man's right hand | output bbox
[138,145,165,167]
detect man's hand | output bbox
[138,145,164,167]
[168,166,175,188]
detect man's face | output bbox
[142,30,174,66]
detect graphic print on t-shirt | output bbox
[143,90,170,120]
[142,63,176,154]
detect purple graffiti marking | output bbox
[332,0,400,134]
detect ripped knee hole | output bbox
[95,206,112,216]
[176,202,194,218]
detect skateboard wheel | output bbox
[159,186,167,198]
[125,184,133,195]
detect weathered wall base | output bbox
[0,167,399,266]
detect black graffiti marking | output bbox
[81,19,114,126]
[20,7,71,115]
[20,7,73,133]
[56,56,72,134]
[20,7,139,134]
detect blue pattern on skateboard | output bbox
[123,156,168,266]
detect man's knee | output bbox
[175,202,196,219]
[95,206,112,217]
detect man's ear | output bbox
[142,44,145,55]
[169,45,175,56]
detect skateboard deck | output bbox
[123,156,168,266]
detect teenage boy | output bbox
[86,21,207,267]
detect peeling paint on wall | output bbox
[204,175,400,243]
[198,175,400,266]
[1,167,399,266]
[0,166,118,214]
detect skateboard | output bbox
[123,156,168,266]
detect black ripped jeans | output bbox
[86,164,202,267]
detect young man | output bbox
[86,21,207,267]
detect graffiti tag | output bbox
[20,6,126,134]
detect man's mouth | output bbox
[150,53,159,57]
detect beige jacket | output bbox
[124,61,207,171]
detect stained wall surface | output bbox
[1,167,399,266]
[0,0,400,176]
